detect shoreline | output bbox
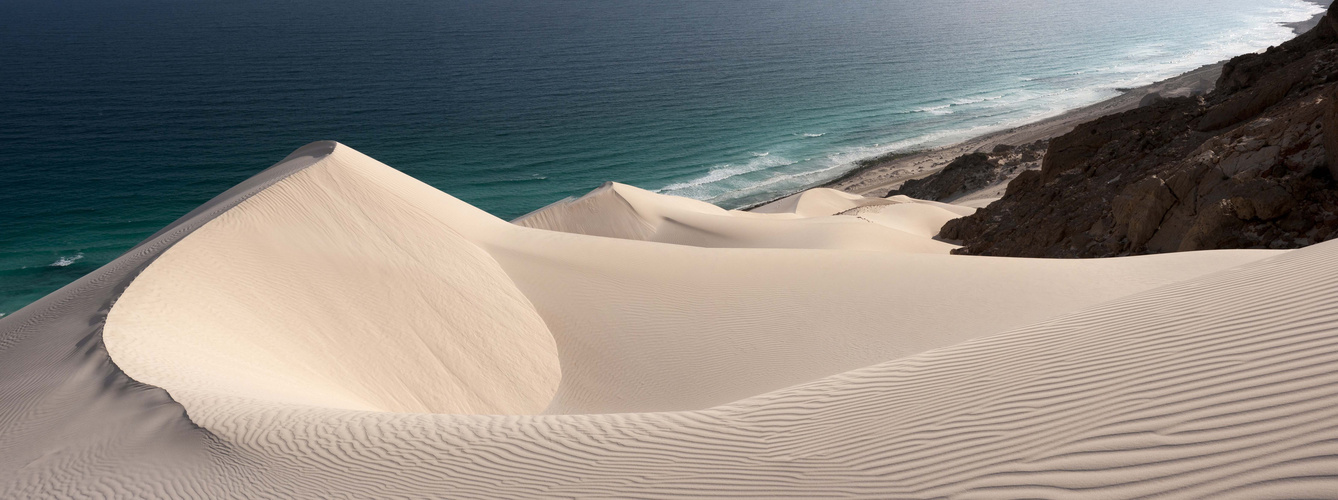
[1290,0,1334,32]
[813,62,1223,199]
[740,3,1333,209]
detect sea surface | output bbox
[0,0,1324,316]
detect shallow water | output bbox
[0,0,1323,316]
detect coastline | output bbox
[1290,0,1335,32]
[814,62,1223,199]
[752,2,1334,205]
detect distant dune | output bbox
[9,142,1337,498]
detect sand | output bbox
[103,148,561,415]
[4,142,1336,498]
[514,182,963,253]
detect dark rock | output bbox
[1139,92,1164,107]
[889,139,1049,203]
[888,153,996,201]
[940,16,1338,257]
[1324,86,1338,179]
[1198,55,1313,131]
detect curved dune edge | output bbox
[104,143,561,415]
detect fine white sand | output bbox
[103,150,561,415]
[5,142,1336,498]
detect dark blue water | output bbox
[0,0,1321,317]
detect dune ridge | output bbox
[4,142,1335,498]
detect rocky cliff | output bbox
[940,6,1338,257]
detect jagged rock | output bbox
[1112,176,1177,247]
[1198,56,1314,131]
[1040,97,1202,184]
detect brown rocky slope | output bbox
[940,6,1338,257]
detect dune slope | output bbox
[4,142,1333,498]
[104,144,1273,416]
[103,148,561,415]
[218,239,1338,499]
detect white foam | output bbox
[914,104,953,115]
[50,253,84,267]
[657,153,797,198]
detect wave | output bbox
[50,253,84,267]
[914,104,953,115]
[657,153,797,197]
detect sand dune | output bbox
[103,148,561,415]
[4,142,1335,498]
[106,144,1273,416]
[514,181,963,253]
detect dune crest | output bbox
[104,144,561,415]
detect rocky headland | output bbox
[939,3,1338,256]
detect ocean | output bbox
[0,0,1323,317]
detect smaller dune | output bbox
[514,182,965,253]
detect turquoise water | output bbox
[0,0,1323,317]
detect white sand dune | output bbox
[514,182,963,253]
[103,149,561,415]
[3,141,1335,498]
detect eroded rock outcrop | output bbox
[941,8,1338,256]
[887,140,1047,202]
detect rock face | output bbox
[888,141,1047,202]
[941,11,1338,257]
